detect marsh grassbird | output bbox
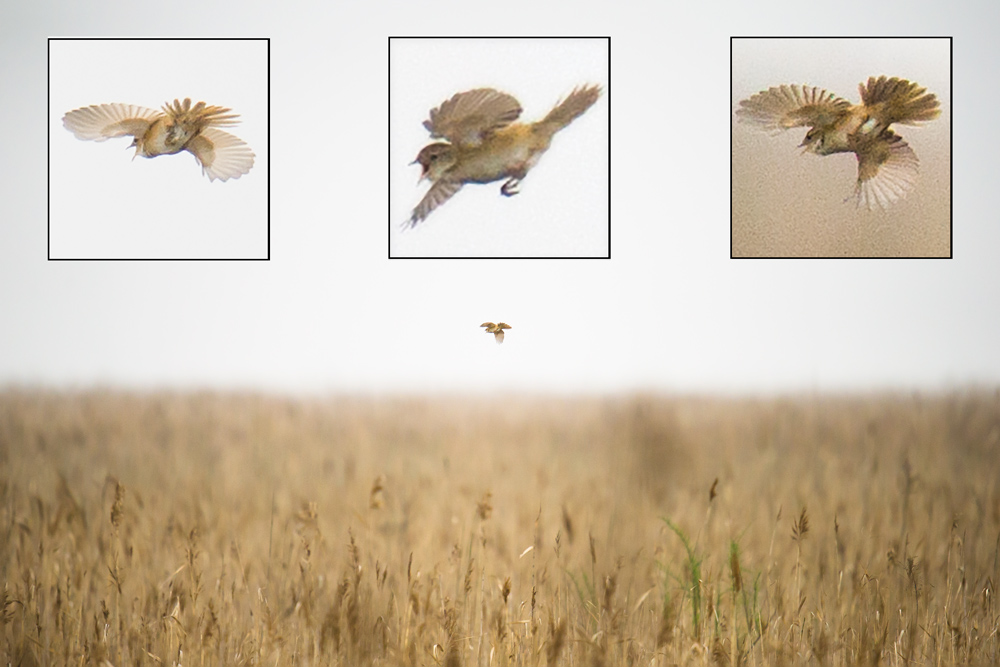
[405,85,603,228]
[481,322,512,345]
[63,98,255,182]
[736,76,940,210]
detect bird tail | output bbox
[859,77,940,125]
[163,98,242,128]
[537,84,602,136]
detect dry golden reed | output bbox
[1,390,999,666]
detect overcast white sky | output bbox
[1,0,998,394]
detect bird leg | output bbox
[500,177,521,196]
[501,164,530,196]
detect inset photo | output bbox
[49,38,269,260]
[731,37,951,258]
[389,37,610,259]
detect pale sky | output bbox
[1,0,998,394]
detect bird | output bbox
[63,98,255,182]
[735,76,940,210]
[404,84,603,228]
[481,322,512,344]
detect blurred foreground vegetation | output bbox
[1,390,998,666]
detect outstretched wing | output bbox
[63,103,161,141]
[736,85,851,133]
[853,132,919,210]
[481,322,497,331]
[497,323,511,330]
[184,127,255,182]
[859,76,940,127]
[424,88,522,147]
[405,180,464,229]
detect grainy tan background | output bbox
[732,38,951,258]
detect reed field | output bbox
[1,390,998,666]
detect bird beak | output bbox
[798,137,819,154]
[411,160,429,182]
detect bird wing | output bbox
[497,323,511,330]
[481,322,497,331]
[184,127,255,182]
[423,88,522,147]
[63,103,161,141]
[853,132,919,210]
[405,180,464,228]
[736,85,851,133]
[859,76,940,126]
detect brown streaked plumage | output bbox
[736,76,940,210]
[63,98,255,182]
[480,322,512,345]
[405,85,602,228]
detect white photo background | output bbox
[50,38,268,259]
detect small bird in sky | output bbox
[405,84,603,228]
[736,76,940,210]
[481,322,512,344]
[63,98,255,182]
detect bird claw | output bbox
[500,178,521,197]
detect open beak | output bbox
[411,159,428,182]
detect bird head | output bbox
[411,142,456,182]
[799,128,824,154]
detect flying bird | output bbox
[63,98,255,182]
[736,76,940,210]
[481,322,512,345]
[405,85,603,228]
